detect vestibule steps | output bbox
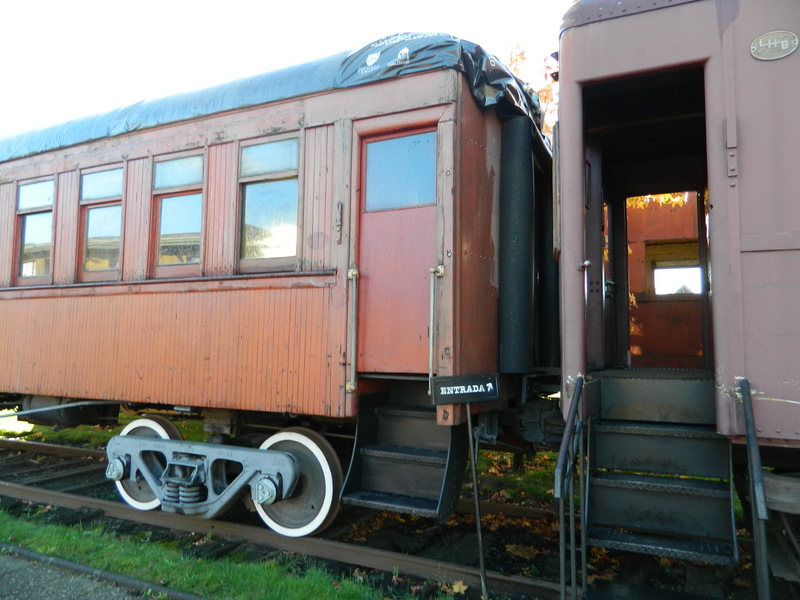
[341,386,466,521]
[582,372,738,599]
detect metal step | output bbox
[586,580,723,599]
[587,527,738,565]
[360,445,448,499]
[342,395,467,522]
[339,490,439,518]
[592,421,730,478]
[589,471,735,542]
[376,406,448,451]
[599,375,715,424]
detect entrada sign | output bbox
[431,375,501,405]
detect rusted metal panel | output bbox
[0,183,13,286]
[453,78,501,376]
[740,249,800,441]
[561,0,704,32]
[629,299,703,369]
[53,171,78,285]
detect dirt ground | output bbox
[337,505,767,599]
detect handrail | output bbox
[554,375,585,499]
[738,377,770,600]
[554,375,585,600]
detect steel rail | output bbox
[0,438,107,459]
[0,480,561,599]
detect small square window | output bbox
[18,180,54,211]
[154,156,204,190]
[241,139,298,177]
[365,131,436,212]
[654,267,702,295]
[82,169,123,201]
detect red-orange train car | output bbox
[0,34,555,536]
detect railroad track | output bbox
[0,439,564,599]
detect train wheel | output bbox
[114,416,183,511]
[255,427,343,537]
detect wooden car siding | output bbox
[205,142,238,276]
[54,170,79,285]
[303,125,336,271]
[122,158,153,280]
[0,280,345,416]
[0,182,13,286]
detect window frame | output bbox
[15,177,56,286]
[150,152,206,279]
[237,135,302,274]
[78,165,124,283]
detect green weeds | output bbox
[0,510,446,600]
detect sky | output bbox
[0,0,572,140]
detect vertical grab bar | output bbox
[346,268,359,394]
[428,265,445,395]
[738,377,771,600]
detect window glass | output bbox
[18,180,54,210]
[241,139,298,177]
[365,131,436,212]
[154,156,204,190]
[158,193,202,265]
[654,267,702,295]
[84,205,122,271]
[19,212,53,277]
[241,180,298,259]
[82,169,123,201]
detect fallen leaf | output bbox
[506,544,541,559]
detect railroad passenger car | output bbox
[0,34,556,537]
[555,0,799,594]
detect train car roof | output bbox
[0,33,542,164]
[561,0,705,32]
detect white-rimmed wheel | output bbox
[255,427,343,537]
[114,416,183,511]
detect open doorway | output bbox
[583,66,711,372]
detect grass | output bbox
[0,509,420,600]
[0,411,206,448]
[471,451,557,508]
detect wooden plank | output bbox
[53,171,78,284]
[0,183,14,287]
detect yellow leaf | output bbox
[506,544,540,559]
[451,580,469,595]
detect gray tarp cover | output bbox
[0,33,542,164]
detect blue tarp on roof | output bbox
[0,33,541,164]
